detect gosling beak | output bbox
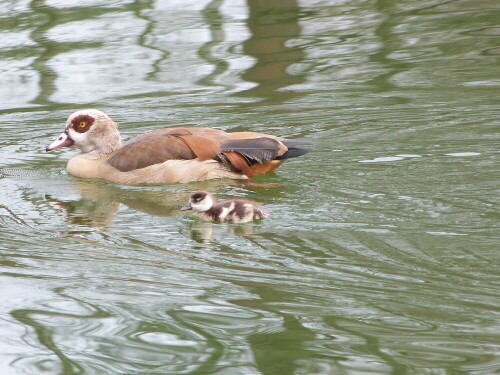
[46,132,74,152]
[180,203,193,211]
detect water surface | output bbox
[1,0,499,374]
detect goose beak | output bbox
[46,132,74,152]
[180,203,193,211]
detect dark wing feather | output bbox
[274,139,311,160]
[220,138,281,164]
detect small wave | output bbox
[445,152,481,157]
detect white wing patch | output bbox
[219,201,235,220]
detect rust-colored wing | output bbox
[105,126,310,176]
[106,128,225,172]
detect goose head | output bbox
[46,109,122,159]
[181,192,215,212]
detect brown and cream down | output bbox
[181,191,269,223]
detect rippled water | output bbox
[1,0,499,374]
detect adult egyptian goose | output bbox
[181,191,269,223]
[46,109,310,185]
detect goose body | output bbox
[47,110,310,185]
[181,192,269,223]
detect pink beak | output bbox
[46,132,74,152]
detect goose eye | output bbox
[79,122,86,128]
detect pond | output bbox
[1,0,499,374]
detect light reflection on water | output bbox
[1,0,499,374]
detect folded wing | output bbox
[106,127,310,175]
[106,128,223,172]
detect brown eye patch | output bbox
[191,192,207,202]
[71,114,95,133]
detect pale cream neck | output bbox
[78,139,122,160]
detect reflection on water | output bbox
[1,0,500,373]
[239,0,306,101]
[46,180,187,227]
[45,180,266,242]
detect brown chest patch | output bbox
[71,114,95,133]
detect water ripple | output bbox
[0,0,499,373]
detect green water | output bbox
[1,0,499,374]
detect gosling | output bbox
[181,191,269,223]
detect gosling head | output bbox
[46,109,121,158]
[181,192,215,212]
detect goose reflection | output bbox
[45,180,199,228]
[46,179,270,242]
